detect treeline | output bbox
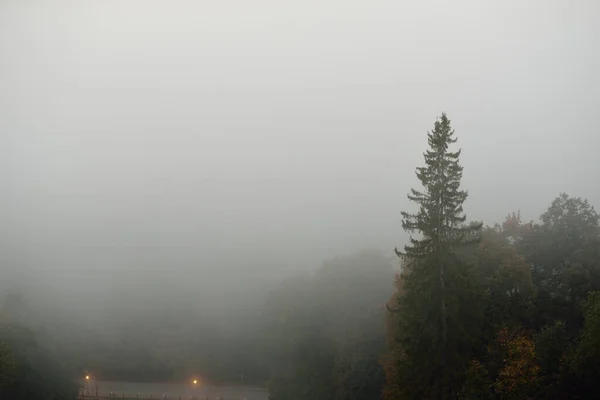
[0,292,78,399]
[264,250,394,400]
[0,277,272,390]
[266,113,600,400]
[63,304,269,385]
[2,113,600,400]
[382,114,600,399]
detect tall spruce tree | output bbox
[392,113,482,399]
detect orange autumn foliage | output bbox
[492,328,540,397]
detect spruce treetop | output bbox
[398,113,481,259]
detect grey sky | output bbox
[1,1,599,305]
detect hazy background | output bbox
[0,0,598,327]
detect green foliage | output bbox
[333,337,386,400]
[385,189,600,399]
[0,342,16,389]
[381,115,600,400]
[389,258,484,398]
[519,194,600,329]
[55,292,269,385]
[0,293,77,400]
[566,291,600,397]
[575,292,600,363]
[266,250,392,400]
[477,217,536,334]
[4,116,600,400]
[389,113,483,399]
[533,320,569,398]
[398,112,482,259]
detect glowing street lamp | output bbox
[85,375,90,381]
[193,379,198,385]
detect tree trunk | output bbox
[437,159,448,400]
[440,257,447,400]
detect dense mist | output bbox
[0,1,599,399]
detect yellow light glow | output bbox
[193,379,197,384]
[85,375,90,380]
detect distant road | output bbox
[81,381,269,400]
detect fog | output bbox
[0,0,599,388]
